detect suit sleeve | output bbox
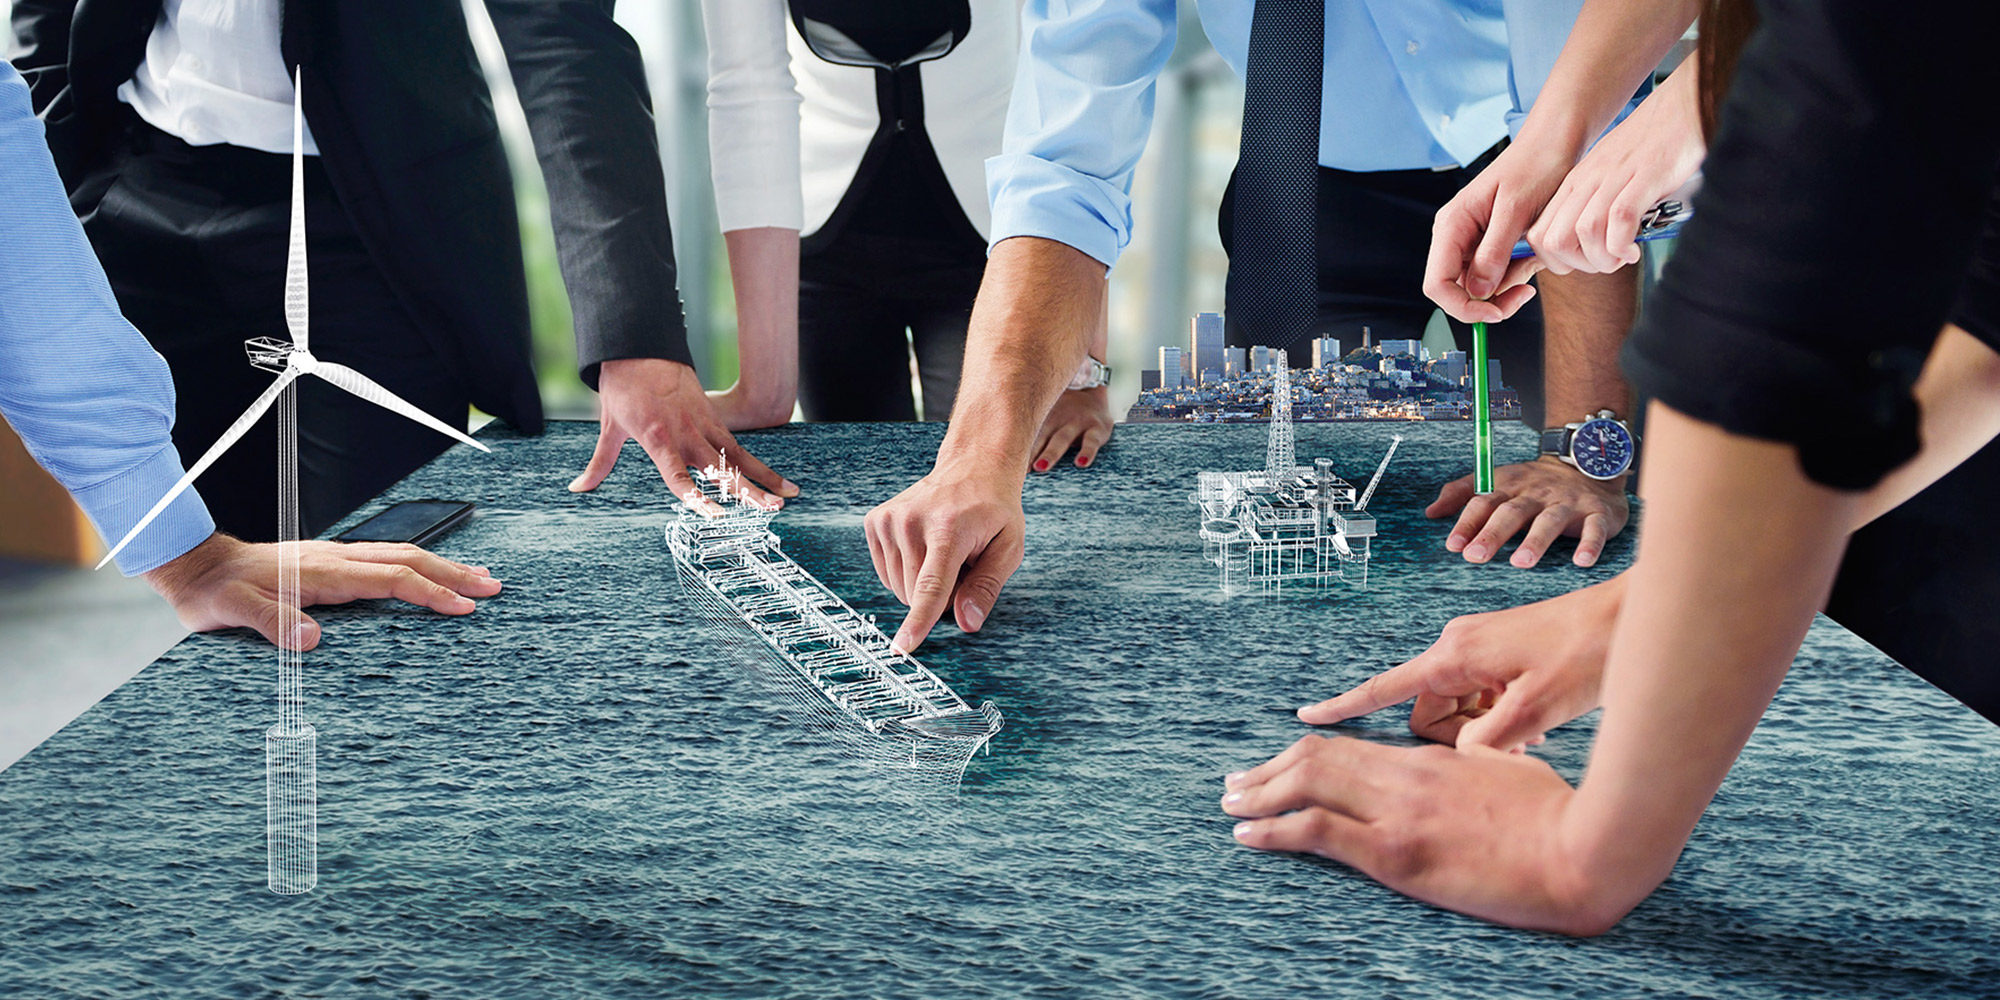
[1622,0,2000,490]
[483,0,695,389]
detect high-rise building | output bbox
[1361,325,1373,350]
[1487,358,1504,389]
[1140,369,1161,391]
[1311,336,1342,369]
[1438,350,1467,385]
[1189,312,1225,385]
[1159,346,1185,388]
[1379,339,1423,359]
[1250,345,1273,373]
[1224,346,1246,377]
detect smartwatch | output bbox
[1067,356,1112,391]
[1540,409,1637,481]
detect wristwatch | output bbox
[1067,356,1112,391]
[1540,409,1637,480]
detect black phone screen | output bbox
[333,500,475,545]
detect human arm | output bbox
[482,0,792,501]
[1424,0,1699,323]
[1029,291,1114,472]
[700,0,801,430]
[865,237,1106,653]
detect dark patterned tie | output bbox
[1226,0,1323,362]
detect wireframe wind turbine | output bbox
[97,71,489,894]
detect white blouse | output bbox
[699,0,1020,241]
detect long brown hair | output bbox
[1696,0,1761,141]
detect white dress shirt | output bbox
[700,0,1018,239]
[117,0,320,155]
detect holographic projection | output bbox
[1191,350,1402,594]
[665,460,1003,787]
[97,75,490,894]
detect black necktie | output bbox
[1227,0,1323,362]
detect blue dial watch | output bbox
[1540,409,1637,481]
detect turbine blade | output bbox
[96,372,300,570]
[285,69,308,352]
[311,362,490,453]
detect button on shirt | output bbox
[117,0,320,154]
[989,0,1516,270]
[1,63,215,575]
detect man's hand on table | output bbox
[1029,387,1114,472]
[1222,734,1620,936]
[1297,574,1625,751]
[1427,456,1628,567]
[865,460,1027,655]
[142,533,503,651]
[570,358,798,507]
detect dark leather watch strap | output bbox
[1539,427,1570,456]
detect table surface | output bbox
[3,420,1997,999]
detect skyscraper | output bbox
[1250,345,1273,373]
[1379,339,1423,359]
[1189,312,1225,384]
[1159,346,1185,388]
[1487,358,1504,389]
[1140,369,1161,391]
[1311,336,1342,369]
[1439,350,1468,384]
[1224,346,1246,377]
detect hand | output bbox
[142,533,504,650]
[1296,574,1626,750]
[1423,140,1572,324]
[570,358,798,507]
[1524,63,1703,276]
[1222,735,1625,936]
[1029,387,1114,472]
[1427,456,1628,567]
[706,381,795,431]
[863,460,1027,654]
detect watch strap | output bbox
[1539,427,1569,456]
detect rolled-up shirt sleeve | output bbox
[986,0,1179,270]
[0,63,214,576]
[1623,0,2000,491]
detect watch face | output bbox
[1571,419,1634,479]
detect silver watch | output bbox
[1067,356,1112,391]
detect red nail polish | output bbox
[1034,460,1049,472]
[1076,456,1091,467]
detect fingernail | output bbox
[961,602,987,632]
[290,621,316,648]
[1222,791,1243,806]
[1445,534,1467,552]
[889,638,909,656]
[1034,459,1049,472]
[1296,705,1318,717]
[567,477,587,493]
[450,596,475,612]
[1075,455,1092,468]
[471,566,490,576]
[1224,770,1248,788]
[781,479,799,495]
[1233,821,1254,840]
[1464,543,1488,561]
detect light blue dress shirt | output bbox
[989,0,1583,270]
[0,62,215,576]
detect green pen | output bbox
[1472,320,1493,494]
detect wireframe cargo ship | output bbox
[665,460,1002,785]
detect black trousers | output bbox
[798,230,984,422]
[1220,149,1547,427]
[76,118,470,541]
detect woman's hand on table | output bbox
[1426,457,1629,568]
[572,358,799,508]
[1222,734,1632,936]
[1029,387,1115,473]
[1297,574,1626,751]
[142,533,504,651]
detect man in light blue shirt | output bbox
[0,61,500,651]
[864,0,1649,654]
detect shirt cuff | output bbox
[1623,285,1924,492]
[66,444,217,577]
[986,152,1132,270]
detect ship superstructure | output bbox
[666,459,1002,784]
[1192,350,1402,594]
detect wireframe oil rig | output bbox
[665,459,1003,785]
[1191,350,1402,594]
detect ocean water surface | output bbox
[3,421,1996,998]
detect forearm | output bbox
[937,237,1106,474]
[1857,324,2000,526]
[1513,0,1700,158]
[1535,268,1637,427]
[721,227,800,416]
[1563,404,1860,916]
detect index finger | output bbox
[1297,652,1468,726]
[890,541,963,654]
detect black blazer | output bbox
[10,0,699,434]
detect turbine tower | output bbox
[97,72,489,894]
[1265,348,1294,480]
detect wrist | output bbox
[141,531,233,600]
